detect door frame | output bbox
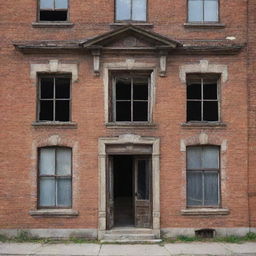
[98,134,160,239]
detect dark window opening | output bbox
[40,10,67,21]
[195,229,216,238]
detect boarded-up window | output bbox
[39,147,72,208]
[187,146,220,207]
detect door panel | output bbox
[107,156,114,229]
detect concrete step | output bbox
[100,239,162,244]
[103,233,155,241]
[105,228,153,234]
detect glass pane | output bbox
[39,100,53,121]
[55,0,68,9]
[40,148,55,175]
[132,0,146,21]
[116,77,131,100]
[203,82,217,99]
[188,0,203,22]
[56,148,71,175]
[187,147,202,169]
[55,100,70,121]
[204,172,219,205]
[133,102,148,121]
[187,101,201,121]
[40,0,54,9]
[137,160,149,200]
[187,82,201,99]
[187,171,203,206]
[202,146,219,169]
[116,0,131,20]
[57,178,72,206]
[133,78,148,100]
[40,78,54,99]
[55,78,70,99]
[39,177,55,206]
[203,101,218,121]
[204,0,218,22]
[116,101,131,121]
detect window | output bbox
[39,0,68,22]
[188,0,219,23]
[187,74,219,122]
[115,0,147,22]
[38,147,72,208]
[110,72,151,123]
[187,146,220,207]
[38,75,71,122]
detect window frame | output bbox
[114,0,148,23]
[37,74,72,123]
[37,146,73,209]
[186,73,220,123]
[187,0,220,24]
[186,145,221,208]
[109,71,152,124]
[37,0,69,22]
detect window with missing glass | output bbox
[38,75,71,122]
[39,0,68,22]
[38,147,72,208]
[188,0,219,23]
[187,146,220,207]
[115,0,147,22]
[187,74,219,122]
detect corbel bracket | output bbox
[158,48,169,77]
[90,46,101,76]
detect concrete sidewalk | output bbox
[0,242,256,256]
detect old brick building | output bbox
[0,0,255,241]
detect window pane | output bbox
[40,0,54,9]
[203,101,218,121]
[39,178,55,206]
[116,78,131,100]
[203,82,217,99]
[116,0,131,20]
[202,146,219,169]
[55,0,68,9]
[137,160,149,200]
[187,171,203,206]
[187,82,201,99]
[55,100,70,121]
[40,148,55,175]
[39,100,53,121]
[204,172,219,205]
[55,78,70,99]
[204,0,218,22]
[57,178,72,206]
[132,0,146,21]
[187,147,202,169]
[41,78,54,99]
[133,102,148,121]
[40,10,67,21]
[56,148,71,175]
[133,78,148,100]
[188,0,203,22]
[187,101,201,121]
[116,101,131,121]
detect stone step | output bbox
[105,228,153,234]
[101,239,162,244]
[102,233,155,241]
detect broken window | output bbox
[111,72,150,122]
[38,147,72,208]
[188,0,219,23]
[38,75,71,122]
[115,0,147,22]
[186,146,220,207]
[187,74,219,122]
[39,0,68,22]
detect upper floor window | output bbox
[39,0,68,22]
[38,75,71,122]
[187,74,219,122]
[188,0,219,23]
[115,0,147,22]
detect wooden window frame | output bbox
[186,146,221,208]
[37,74,72,122]
[38,0,69,22]
[37,147,73,209]
[114,0,148,23]
[187,0,220,24]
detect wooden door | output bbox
[134,157,152,228]
[106,156,114,229]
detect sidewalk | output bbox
[0,242,256,256]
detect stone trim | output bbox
[98,134,160,239]
[29,209,79,217]
[181,208,229,216]
[184,23,225,29]
[179,60,228,83]
[32,22,74,28]
[32,121,77,129]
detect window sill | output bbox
[181,208,229,216]
[106,122,157,129]
[29,209,79,218]
[32,22,74,28]
[181,122,227,129]
[110,22,154,29]
[32,122,77,129]
[184,23,225,29]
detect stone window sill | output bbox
[110,22,154,29]
[29,209,79,217]
[184,23,225,29]
[32,122,77,129]
[181,208,229,216]
[32,22,74,28]
[181,122,227,129]
[106,122,157,129]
